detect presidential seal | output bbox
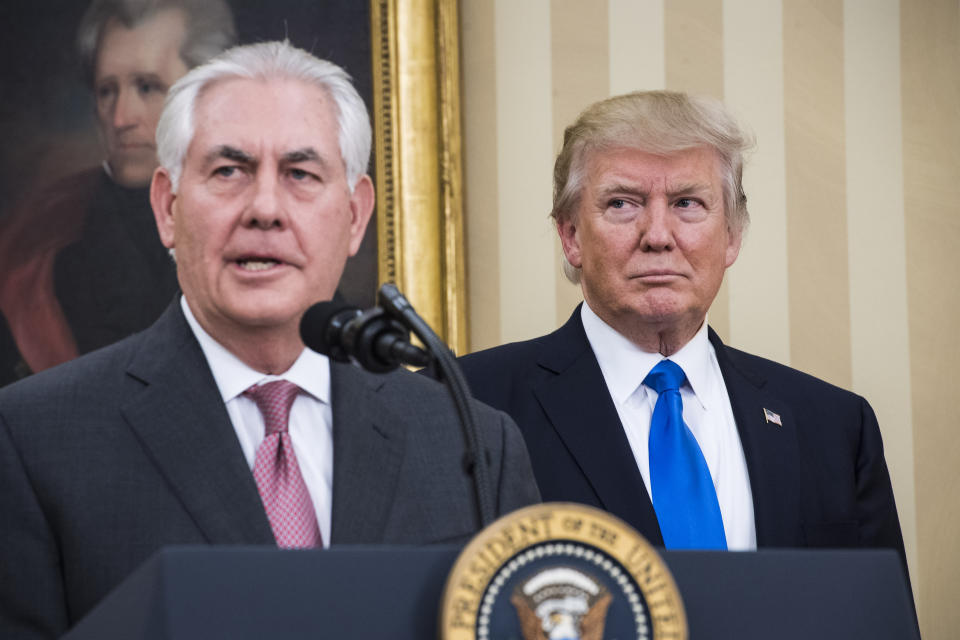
[440,503,686,640]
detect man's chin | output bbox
[212,313,302,345]
[228,292,310,328]
[625,298,700,330]
[107,158,157,189]
[626,290,687,316]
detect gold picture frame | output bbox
[370,0,467,354]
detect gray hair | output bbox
[156,40,372,192]
[552,90,753,283]
[77,0,236,86]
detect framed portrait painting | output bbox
[0,0,465,386]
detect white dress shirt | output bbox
[580,303,757,550]
[181,297,333,547]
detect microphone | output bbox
[300,301,431,372]
[304,284,496,528]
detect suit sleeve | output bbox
[493,410,541,515]
[854,397,909,573]
[0,411,69,639]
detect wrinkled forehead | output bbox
[95,8,188,79]
[196,74,336,119]
[187,76,341,162]
[578,144,724,192]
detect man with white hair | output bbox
[0,41,538,638]
[460,92,907,569]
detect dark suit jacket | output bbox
[459,307,906,565]
[0,168,178,385]
[0,302,539,639]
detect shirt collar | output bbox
[180,296,331,404]
[580,302,715,409]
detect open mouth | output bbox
[237,258,282,271]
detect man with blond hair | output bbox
[460,91,906,569]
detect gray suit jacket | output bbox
[0,302,539,639]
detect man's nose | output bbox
[112,87,142,130]
[639,200,675,251]
[244,172,286,229]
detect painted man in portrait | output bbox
[0,0,236,386]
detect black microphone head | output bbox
[300,301,360,361]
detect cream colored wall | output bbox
[461,1,960,637]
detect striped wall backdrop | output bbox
[460,1,959,637]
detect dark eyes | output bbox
[95,79,165,103]
[212,166,320,183]
[136,79,166,96]
[96,83,117,101]
[213,166,238,178]
[604,197,705,214]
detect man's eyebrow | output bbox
[204,145,255,166]
[282,147,325,166]
[132,72,166,84]
[593,181,716,200]
[666,181,714,197]
[596,182,648,198]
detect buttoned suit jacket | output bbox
[0,302,539,639]
[458,307,906,565]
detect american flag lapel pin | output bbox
[763,408,782,426]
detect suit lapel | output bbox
[710,330,803,546]
[121,303,275,545]
[328,362,405,544]
[534,310,663,544]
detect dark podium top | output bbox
[63,546,917,640]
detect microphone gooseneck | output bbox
[298,287,495,528]
[378,284,495,527]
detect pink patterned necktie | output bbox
[243,380,322,549]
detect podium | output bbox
[63,546,917,640]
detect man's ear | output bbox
[557,215,583,268]
[150,168,177,250]
[725,223,743,268]
[347,174,375,256]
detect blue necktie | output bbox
[645,359,727,549]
